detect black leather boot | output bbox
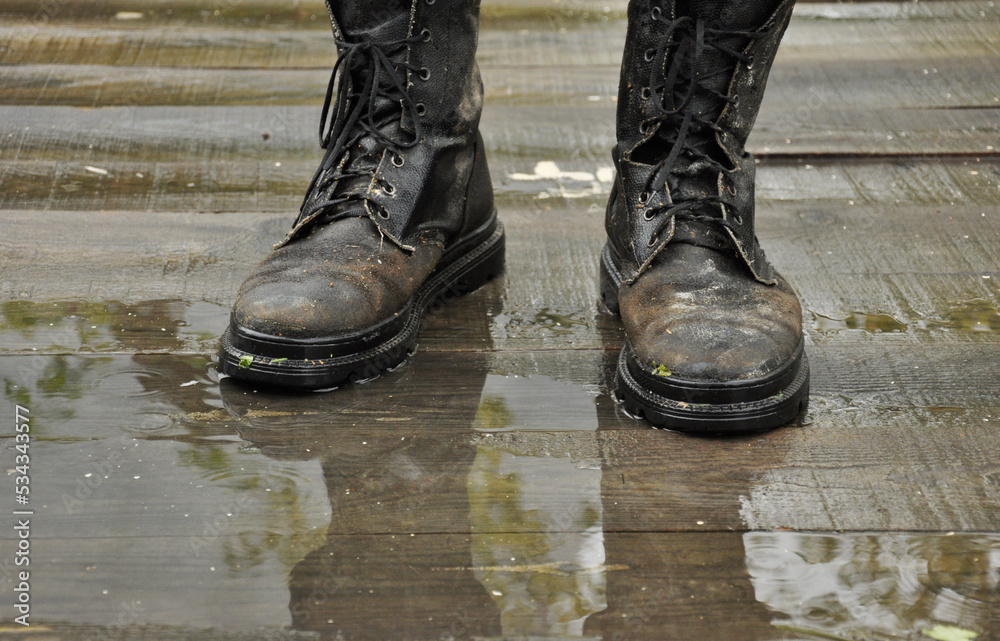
[220,0,503,389]
[601,0,809,432]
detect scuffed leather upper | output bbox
[235,217,441,339]
[617,232,803,381]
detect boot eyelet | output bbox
[414,103,427,116]
[639,191,651,205]
[644,48,656,63]
[746,55,755,69]
[638,122,651,135]
[640,87,652,100]
[648,235,658,247]
[420,28,432,42]
[377,208,391,219]
[732,95,740,107]
[643,209,656,221]
[391,154,405,168]
[651,6,661,20]
[384,183,396,196]
[727,184,737,197]
[425,0,435,4]
[732,214,743,225]
[418,67,431,81]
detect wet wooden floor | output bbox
[1,0,999,639]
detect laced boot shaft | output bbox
[290,33,427,232]
[281,0,492,251]
[607,0,794,285]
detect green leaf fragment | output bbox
[238,355,254,369]
[270,358,288,364]
[652,363,672,377]
[922,625,979,641]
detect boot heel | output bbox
[454,230,505,296]
[428,220,505,313]
[599,243,621,316]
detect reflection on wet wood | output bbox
[5,349,998,534]
[0,624,317,641]
[21,529,1000,640]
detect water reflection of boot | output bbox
[745,532,1000,641]
[222,270,503,639]
[468,373,608,639]
[287,447,502,641]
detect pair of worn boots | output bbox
[219,0,810,433]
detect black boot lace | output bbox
[640,13,771,244]
[294,33,425,227]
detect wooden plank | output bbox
[1,50,998,155]
[0,101,997,205]
[19,530,1000,640]
[2,0,978,31]
[2,3,998,159]
[6,50,1000,117]
[2,158,998,354]
[0,623,315,641]
[0,0,629,29]
[2,2,997,67]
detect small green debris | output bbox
[270,358,288,364]
[652,362,672,377]
[238,355,254,369]
[922,625,979,641]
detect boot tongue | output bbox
[316,138,385,220]
[315,8,413,219]
[662,0,782,216]
[332,7,412,130]
[331,7,411,42]
[676,0,781,31]
[673,0,782,130]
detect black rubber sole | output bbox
[600,243,810,434]
[219,217,504,390]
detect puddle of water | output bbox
[812,300,1000,334]
[468,447,607,637]
[916,299,1000,333]
[5,350,998,638]
[474,373,599,432]
[1,354,329,630]
[812,311,908,333]
[0,299,228,353]
[492,307,593,339]
[469,372,606,637]
[746,532,1000,641]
